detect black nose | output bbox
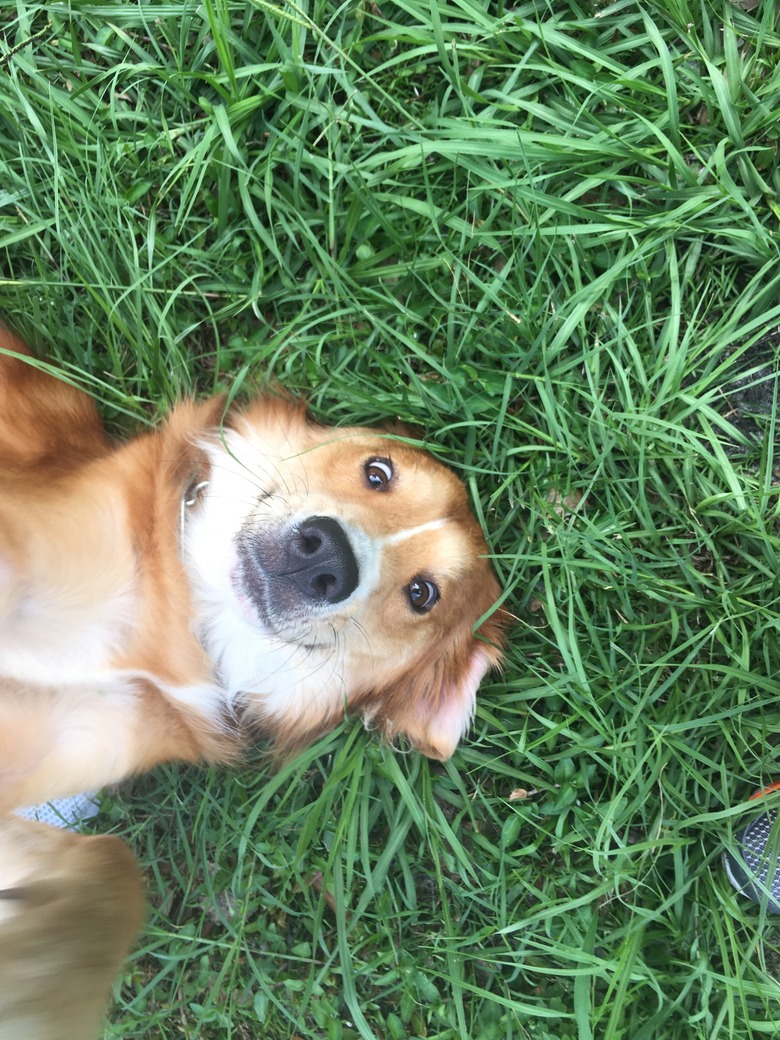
[284,516,359,604]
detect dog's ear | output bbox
[397,645,500,760]
[379,417,426,441]
[0,327,109,468]
[377,621,505,761]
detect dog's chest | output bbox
[0,583,135,688]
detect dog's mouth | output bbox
[234,515,360,630]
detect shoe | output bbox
[723,782,780,914]
[16,791,101,830]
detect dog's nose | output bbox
[286,516,359,604]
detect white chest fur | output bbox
[0,581,136,688]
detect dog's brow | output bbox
[382,518,448,545]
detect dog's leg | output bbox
[0,815,144,1040]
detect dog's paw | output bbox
[0,816,145,1040]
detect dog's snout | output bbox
[288,516,359,604]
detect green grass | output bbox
[3,0,780,1036]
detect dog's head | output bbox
[183,397,507,761]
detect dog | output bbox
[0,325,506,1038]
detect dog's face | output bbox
[184,398,506,760]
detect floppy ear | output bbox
[379,418,426,441]
[0,326,110,468]
[383,641,502,761]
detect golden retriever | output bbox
[0,325,506,1038]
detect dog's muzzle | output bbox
[237,515,360,619]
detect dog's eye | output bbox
[407,577,440,613]
[365,457,393,490]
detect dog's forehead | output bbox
[383,517,476,565]
[383,517,449,545]
[224,416,483,552]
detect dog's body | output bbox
[0,325,505,1036]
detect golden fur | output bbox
[0,325,506,1036]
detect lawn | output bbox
[2,1,780,1037]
